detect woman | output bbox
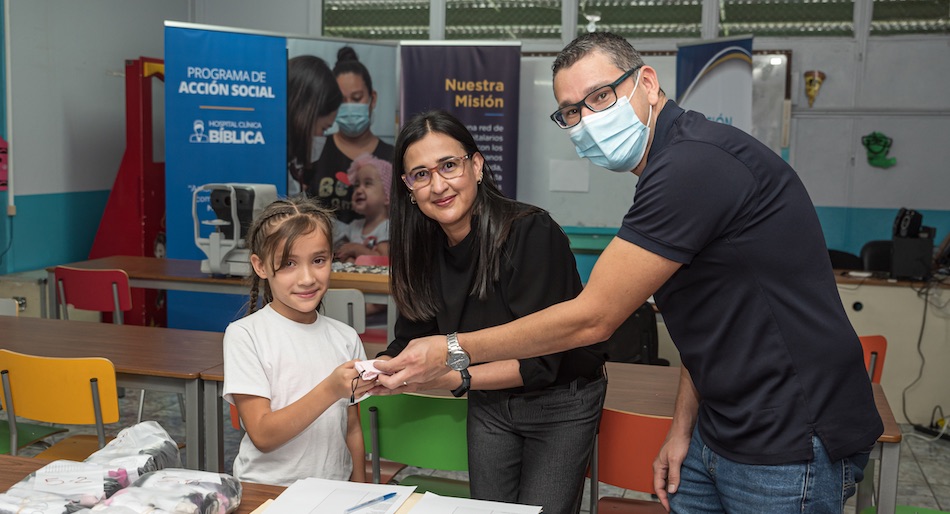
[307,47,394,224]
[377,110,608,514]
[287,55,342,196]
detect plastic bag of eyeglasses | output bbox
[0,460,103,514]
[81,468,242,514]
[82,421,183,498]
[331,261,389,274]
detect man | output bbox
[376,32,882,513]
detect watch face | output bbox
[447,351,470,370]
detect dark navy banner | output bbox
[676,36,753,133]
[400,43,520,197]
[165,25,287,331]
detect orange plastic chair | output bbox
[590,408,672,514]
[0,349,120,461]
[858,335,888,384]
[354,255,390,267]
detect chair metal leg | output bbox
[590,434,599,514]
[137,389,146,423]
[178,393,186,422]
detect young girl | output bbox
[223,196,375,486]
[334,153,391,263]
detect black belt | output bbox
[545,366,606,391]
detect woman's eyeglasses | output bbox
[402,154,472,189]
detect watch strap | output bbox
[451,368,471,397]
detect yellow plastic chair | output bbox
[590,408,672,514]
[0,349,120,460]
[360,393,470,498]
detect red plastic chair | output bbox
[54,266,182,423]
[354,255,390,267]
[590,408,672,514]
[858,335,888,384]
[54,266,132,324]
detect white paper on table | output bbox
[266,477,415,514]
[410,491,542,514]
[33,460,106,498]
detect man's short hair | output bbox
[552,32,644,77]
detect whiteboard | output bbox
[515,52,788,228]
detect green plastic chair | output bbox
[360,393,470,498]
[0,419,68,455]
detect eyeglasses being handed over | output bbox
[402,153,473,189]
[549,66,642,129]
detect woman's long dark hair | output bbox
[390,110,543,322]
[287,55,343,166]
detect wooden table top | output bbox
[0,316,223,380]
[49,255,391,295]
[236,481,287,514]
[603,363,901,443]
[604,362,679,417]
[0,455,285,514]
[0,455,48,490]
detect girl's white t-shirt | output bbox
[223,304,366,486]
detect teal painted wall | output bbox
[0,191,110,273]
[565,207,950,283]
[817,207,950,256]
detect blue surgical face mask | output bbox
[569,70,652,173]
[335,102,371,137]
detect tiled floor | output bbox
[6,390,950,513]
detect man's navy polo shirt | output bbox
[618,100,883,464]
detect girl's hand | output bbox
[329,360,362,400]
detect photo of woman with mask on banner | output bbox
[306,46,394,224]
[287,55,342,197]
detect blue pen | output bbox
[343,492,397,513]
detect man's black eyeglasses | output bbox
[550,66,642,129]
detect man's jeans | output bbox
[670,425,870,514]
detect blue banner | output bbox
[165,26,287,330]
[400,43,520,197]
[676,36,753,133]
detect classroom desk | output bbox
[201,363,228,473]
[603,362,901,514]
[0,316,223,470]
[45,255,395,341]
[0,453,427,514]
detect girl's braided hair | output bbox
[245,195,335,315]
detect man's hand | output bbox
[653,432,691,511]
[374,335,452,388]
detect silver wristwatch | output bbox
[445,332,471,371]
